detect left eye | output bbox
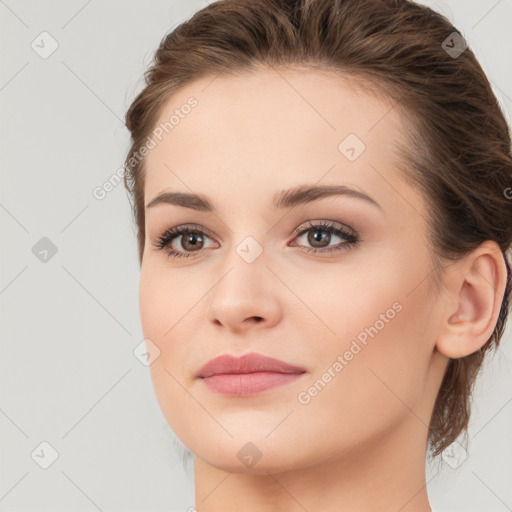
[290,220,359,255]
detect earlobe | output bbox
[436,241,507,360]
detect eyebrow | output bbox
[145,184,381,211]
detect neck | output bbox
[193,415,433,512]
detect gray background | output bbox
[1,1,511,511]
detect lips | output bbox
[196,352,307,397]
[196,352,306,378]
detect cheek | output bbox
[138,265,191,401]
[309,315,432,455]
[138,261,201,341]
[290,247,435,423]
[138,261,215,421]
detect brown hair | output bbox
[123,0,512,459]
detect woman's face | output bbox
[139,67,448,473]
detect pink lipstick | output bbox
[196,352,306,397]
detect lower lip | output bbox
[200,371,305,397]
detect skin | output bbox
[138,66,507,512]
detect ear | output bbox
[436,241,508,359]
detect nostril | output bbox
[246,316,263,323]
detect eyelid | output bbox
[292,219,356,236]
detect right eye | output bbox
[153,224,218,260]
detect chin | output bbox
[189,434,313,475]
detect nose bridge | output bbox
[215,232,268,297]
[218,208,270,270]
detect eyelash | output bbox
[152,220,360,261]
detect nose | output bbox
[204,245,282,333]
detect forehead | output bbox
[143,66,420,216]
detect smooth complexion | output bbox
[139,66,507,512]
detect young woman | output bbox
[123,0,512,510]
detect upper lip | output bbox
[196,352,306,378]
